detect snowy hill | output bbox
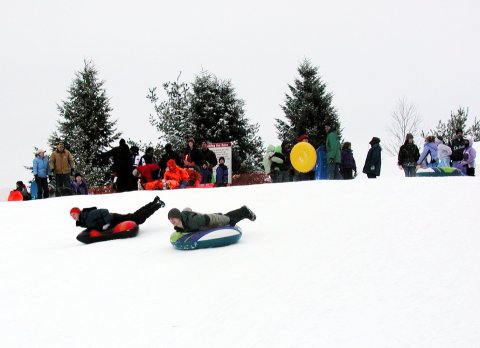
[1,177,479,348]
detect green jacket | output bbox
[175,208,230,233]
[326,131,341,164]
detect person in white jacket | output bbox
[435,136,452,168]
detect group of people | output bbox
[264,124,382,181]
[70,196,256,234]
[264,126,476,182]
[29,144,89,199]
[398,129,476,177]
[15,138,229,199]
[104,138,229,192]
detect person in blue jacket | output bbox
[71,173,89,195]
[33,149,50,199]
[216,157,229,187]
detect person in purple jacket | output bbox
[216,157,229,187]
[459,137,476,176]
[340,142,357,179]
[417,136,438,169]
[71,173,89,195]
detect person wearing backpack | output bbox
[398,134,420,177]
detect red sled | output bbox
[76,221,139,244]
[8,191,24,201]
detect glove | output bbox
[34,175,39,181]
[354,171,357,177]
[71,169,75,176]
[48,175,53,182]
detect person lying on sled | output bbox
[167,206,256,233]
[70,196,165,231]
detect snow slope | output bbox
[1,177,479,348]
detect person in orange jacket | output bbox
[164,159,189,189]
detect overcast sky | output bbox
[1,0,479,187]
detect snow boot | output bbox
[225,206,256,226]
[132,200,163,224]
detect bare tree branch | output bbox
[385,97,422,156]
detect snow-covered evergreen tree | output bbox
[423,107,480,142]
[147,75,194,152]
[148,71,263,172]
[276,59,342,149]
[190,71,263,172]
[49,60,120,186]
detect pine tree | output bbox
[423,107,479,142]
[147,74,195,152]
[190,71,263,172]
[49,60,120,186]
[148,71,264,172]
[276,59,342,149]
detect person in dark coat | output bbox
[15,181,31,200]
[362,137,382,178]
[200,140,218,171]
[70,196,165,230]
[449,129,465,168]
[397,133,420,177]
[167,206,256,233]
[102,139,134,192]
[340,142,357,179]
[184,138,203,167]
[270,141,292,183]
[200,161,212,184]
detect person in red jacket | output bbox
[164,159,189,189]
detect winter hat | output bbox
[16,181,24,187]
[130,145,139,153]
[456,129,463,134]
[70,207,81,215]
[297,134,309,143]
[187,138,195,144]
[167,159,177,168]
[406,133,414,140]
[37,149,46,155]
[119,139,126,146]
[168,208,181,220]
[219,156,225,162]
[369,137,381,145]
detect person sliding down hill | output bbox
[167,206,256,233]
[70,196,165,231]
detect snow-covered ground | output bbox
[1,166,479,347]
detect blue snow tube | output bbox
[170,226,243,250]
